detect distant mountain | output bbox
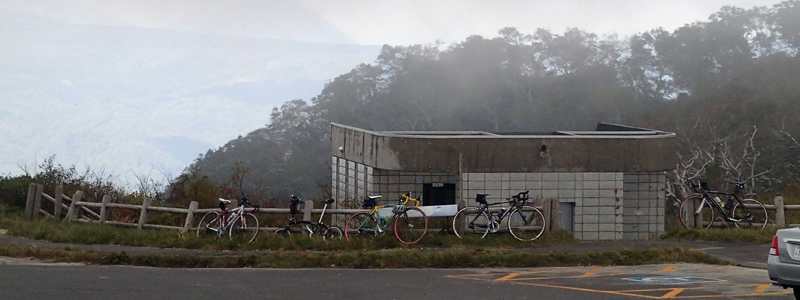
[0,9,381,186]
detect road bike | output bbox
[452,191,546,241]
[677,180,768,229]
[344,193,429,244]
[196,197,260,243]
[274,196,343,240]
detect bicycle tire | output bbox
[344,212,378,241]
[394,207,428,244]
[507,205,546,241]
[732,198,768,229]
[274,227,291,236]
[452,206,490,239]
[228,213,259,243]
[196,212,222,238]
[678,195,715,229]
[323,226,343,240]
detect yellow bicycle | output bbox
[344,193,429,244]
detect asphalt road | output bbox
[0,258,792,300]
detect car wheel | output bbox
[794,287,800,299]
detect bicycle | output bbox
[274,196,343,240]
[452,191,546,241]
[344,193,429,244]
[677,180,768,229]
[196,197,260,243]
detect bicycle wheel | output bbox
[274,227,291,236]
[196,212,222,238]
[345,212,378,241]
[732,198,768,229]
[394,207,428,244]
[323,226,343,240]
[678,196,715,229]
[452,206,490,238]
[507,205,546,241]
[228,213,259,243]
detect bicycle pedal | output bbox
[725,217,742,222]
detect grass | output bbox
[0,243,725,268]
[0,206,769,268]
[0,209,579,251]
[660,227,777,244]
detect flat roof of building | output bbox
[354,122,674,139]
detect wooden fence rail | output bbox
[24,184,564,234]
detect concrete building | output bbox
[330,122,677,240]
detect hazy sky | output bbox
[300,0,783,44]
[0,0,786,186]
[0,0,784,45]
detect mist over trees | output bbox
[170,1,800,205]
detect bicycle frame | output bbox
[690,182,754,223]
[357,193,421,234]
[204,198,259,238]
[276,198,339,237]
[469,192,529,232]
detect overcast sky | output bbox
[0,0,786,185]
[301,0,783,44]
[0,0,785,45]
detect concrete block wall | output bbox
[332,160,666,240]
[331,157,457,206]
[461,172,625,241]
[331,157,373,204]
[622,172,666,240]
[372,169,457,204]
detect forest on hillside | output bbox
[169,2,800,207]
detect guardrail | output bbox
[23,184,562,234]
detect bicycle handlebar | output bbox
[400,192,421,207]
[690,180,745,194]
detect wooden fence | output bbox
[23,184,564,234]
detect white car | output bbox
[768,227,800,298]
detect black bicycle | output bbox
[274,196,343,240]
[677,180,768,229]
[452,191,546,241]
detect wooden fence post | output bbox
[32,184,44,220]
[138,197,152,230]
[24,183,36,220]
[549,199,560,232]
[183,201,199,233]
[303,200,314,222]
[99,195,111,223]
[775,196,786,227]
[541,198,552,232]
[692,198,702,228]
[54,185,64,221]
[67,191,84,222]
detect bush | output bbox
[0,175,32,209]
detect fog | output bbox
[0,0,784,187]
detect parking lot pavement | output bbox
[447,263,792,299]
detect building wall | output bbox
[331,123,677,174]
[332,156,373,206]
[622,172,666,240]
[461,172,625,240]
[372,169,457,203]
[332,160,667,241]
[332,156,458,206]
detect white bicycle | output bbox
[196,197,260,243]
